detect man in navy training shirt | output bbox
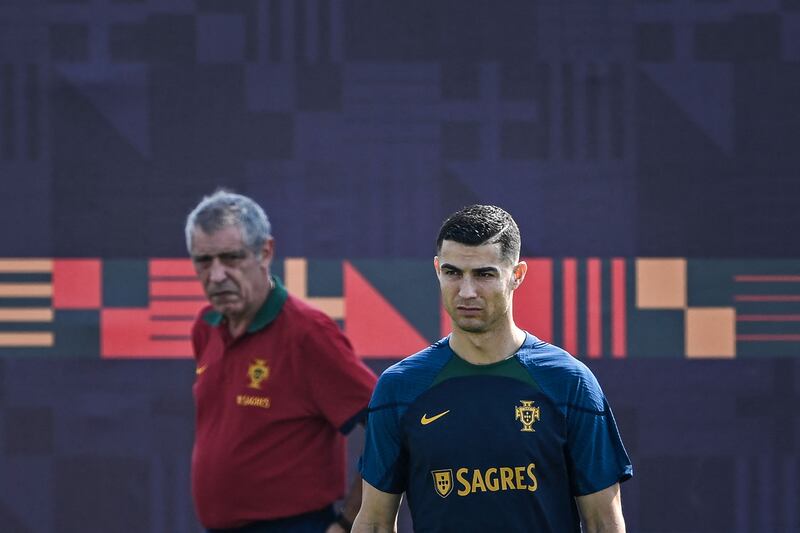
[353,204,632,533]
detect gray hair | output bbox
[185,190,271,254]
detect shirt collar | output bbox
[202,275,288,332]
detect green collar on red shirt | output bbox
[201,275,288,333]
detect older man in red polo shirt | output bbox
[186,190,377,533]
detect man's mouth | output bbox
[211,290,237,298]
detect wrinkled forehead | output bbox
[190,225,246,253]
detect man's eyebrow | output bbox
[439,264,499,274]
[191,250,246,261]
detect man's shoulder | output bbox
[191,305,217,333]
[190,305,219,359]
[195,304,215,319]
[372,340,450,398]
[280,293,337,329]
[517,336,605,406]
[367,341,450,411]
[275,295,358,360]
[518,337,593,378]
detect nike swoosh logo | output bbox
[421,410,450,425]
[196,365,207,376]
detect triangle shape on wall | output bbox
[344,261,429,358]
[58,65,151,157]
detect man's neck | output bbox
[226,281,272,339]
[449,321,527,365]
[227,313,255,339]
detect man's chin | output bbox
[212,302,243,317]
[454,319,487,334]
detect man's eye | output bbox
[220,253,245,263]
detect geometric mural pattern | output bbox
[2,256,798,359]
[2,1,800,531]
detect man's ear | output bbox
[433,256,440,273]
[512,261,528,287]
[260,237,275,268]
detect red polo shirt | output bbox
[191,277,377,529]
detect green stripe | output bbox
[432,353,540,391]
[737,322,800,335]
[0,298,51,306]
[576,260,586,358]
[602,259,612,358]
[0,273,51,282]
[0,322,52,332]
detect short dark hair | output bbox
[436,205,521,263]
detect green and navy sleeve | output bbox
[518,341,633,496]
[360,341,451,494]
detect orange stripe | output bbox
[0,332,54,346]
[0,259,53,272]
[0,308,53,321]
[150,281,205,297]
[285,258,308,297]
[586,258,602,358]
[150,259,196,277]
[304,297,345,319]
[0,283,52,297]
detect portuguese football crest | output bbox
[431,469,453,498]
[515,400,540,432]
[247,359,270,389]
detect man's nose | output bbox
[458,277,478,299]
[208,259,227,283]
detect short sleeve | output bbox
[565,371,633,496]
[191,310,210,360]
[304,315,377,432]
[360,372,408,494]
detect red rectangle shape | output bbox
[150,281,205,297]
[514,258,552,343]
[149,319,195,336]
[53,259,102,309]
[101,308,193,358]
[611,259,626,358]
[562,259,577,356]
[150,299,207,317]
[150,259,196,277]
[586,258,602,358]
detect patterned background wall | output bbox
[2,1,800,532]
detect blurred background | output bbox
[1,1,799,531]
